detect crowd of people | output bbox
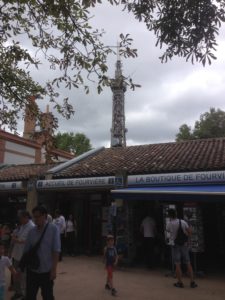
[0,206,198,299]
[0,208,77,300]
[103,207,198,297]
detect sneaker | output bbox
[174,282,184,288]
[190,281,198,288]
[111,288,117,296]
[105,283,111,290]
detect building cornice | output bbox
[0,130,41,149]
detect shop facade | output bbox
[112,170,225,271]
[1,139,225,271]
[0,181,27,223]
[36,176,119,254]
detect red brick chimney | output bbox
[40,105,54,135]
[23,95,38,140]
[35,105,54,145]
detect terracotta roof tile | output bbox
[1,138,225,181]
[0,162,60,181]
[53,138,225,178]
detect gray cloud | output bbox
[16,2,225,150]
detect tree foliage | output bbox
[123,0,225,65]
[176,108,225,141]
[176,124,193,141]
[54,132,92,155]
[1,0,225,131]
[0,0,138,132]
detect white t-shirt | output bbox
[141,216,156,238]
[66,220,75,233]
[53,215,66,234]
[166,219,189,245]
[0,256,11,286]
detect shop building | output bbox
[1,138,225,270]
[0,97,74,165]
[0,129,74,165]
[0,162,59,222]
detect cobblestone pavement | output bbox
[6,256,225,300]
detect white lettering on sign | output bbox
[36,176,115,190]
[128,171,225,186]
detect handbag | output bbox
[19,223,49,271]
[174,219,188,246]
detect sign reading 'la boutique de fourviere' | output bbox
[128,170,225,186]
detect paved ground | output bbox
[6,256,225,300]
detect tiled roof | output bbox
[53,138,225,178]
[1,138,225,181]
[0,162,60,181]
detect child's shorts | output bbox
[0,286,5,300]
[106,265,114,279]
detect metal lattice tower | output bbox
[110,55,127,147]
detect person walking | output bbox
[24,205,60,300]
[53,210,66,261]
[10,210,34,300]
[0,241,17,300]
[65,214,77,256]
[140,213,157,268]
[103,235,118,297]
[166,208,197,288]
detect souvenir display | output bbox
[115,205,130,260]
[183,203,205,253]
[102,206,112,236]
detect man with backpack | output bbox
[166,208,197,289]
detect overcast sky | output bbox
[17,3,225,149]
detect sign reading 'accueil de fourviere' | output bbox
[36,176,115,190]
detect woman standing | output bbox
[65,214,77,256]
